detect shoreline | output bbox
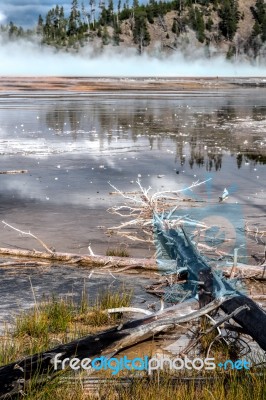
[0,76,266,93]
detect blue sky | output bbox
[0,1,127,28]
[0,1,70,27]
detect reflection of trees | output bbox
[216,105,237,124]
[44,99,265,170]
[244,152,266,165]
[46,109,67,134]
[188,136,205,169]
[252,106,264,121]
[46,105,85,139]
[236,153,243,169]
[236,152,266,168]
[206,153,223,171]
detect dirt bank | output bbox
[0,76,266,93]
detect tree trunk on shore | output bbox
[0,247,265,279]
[0,298,223,398]
[153,224,266,351]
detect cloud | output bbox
[0,36,266,77]
[0,11,7,23]
[0,2,71,27]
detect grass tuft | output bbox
[1,287,265,399]
[15,296,76,337]
[106,246,130,257]
[81,286,132,326]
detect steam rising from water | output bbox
[0,36,266,76]
[0,11,6,23]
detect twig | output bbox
[183,304,249,355]
[106,307,153,316]
[229,248,238,279]
[29,276,39,313]
[88,244,94,256]
[107,178,212,243]
[0,170,28,174]
[2,221,54,254]
[150,178,212,202]
[204,304,250,335]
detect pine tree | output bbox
[133,0,139,9]
[36,14,43,36]
[112,21,121,45]
[58,6,67,42]
[8,21,18,38]
[219,0,240,40]
[133,10,150,53]
[106,0,114,24]
[118,0,121,15]
[252,20,261,37]
[254,0,266,25]
[43,10,53,42]
[172,19,178,34]
[89,0,96,28]
[102,24,110,44]
[261,14,266,42]
[206,17,213,31]
[68,0,81,36]
[195,7,205,42]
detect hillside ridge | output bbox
[1,1,266,61]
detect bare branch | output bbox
[2,221,54,254]
[106,307,153,316]
[150,178,212,202]
[107,178,212,243]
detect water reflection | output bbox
[0,92,265,259]
[1,93,265,172]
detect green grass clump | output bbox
[99,288,132,310]
[1,286,265,399]
[82,287,132,326]
[106,246,129,257]
[20,370,265,400]
[14,296,75,337]
[0,286,133,397]
[13,286,132,337]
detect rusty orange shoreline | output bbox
[0,76,265,93]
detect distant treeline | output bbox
[1,0,266,57]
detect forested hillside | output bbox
[1,0,266,61]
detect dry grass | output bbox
[0,286,132,367]
[0,287,265,399]
[16,368,266,400]
[106,246,130,257]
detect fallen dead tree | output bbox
[1,176,265,282]
[0,297,225,398]
[0,219,266,396]
[0,246,158,270]
[153,217,266,351]
[0,221,265,396]
[0,246,265,280]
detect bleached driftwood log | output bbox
[0,170,28,174]
[0,247,158,270]
[0,247,265,280]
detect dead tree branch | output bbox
[2,221,54,254]
[107,178,211,242]
[0,297,226,397]
[0,170,28,174]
